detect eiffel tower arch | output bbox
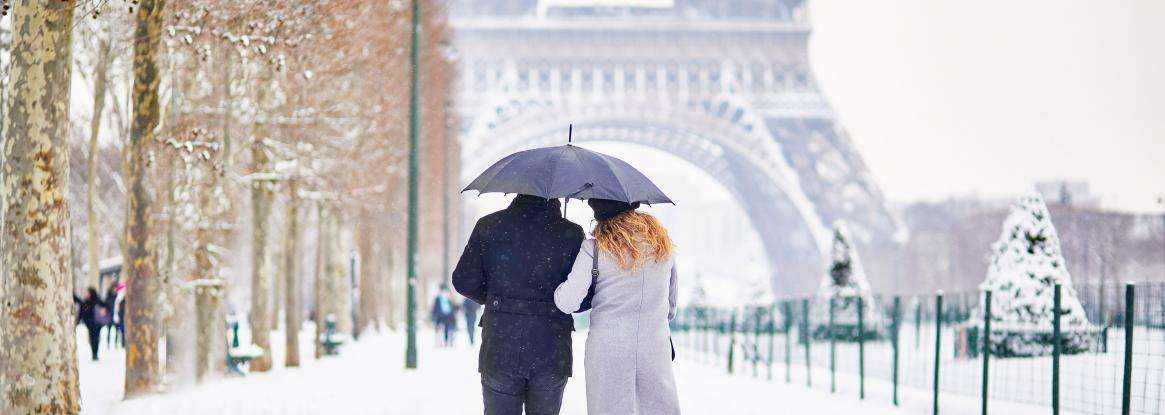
[451,0,901,296]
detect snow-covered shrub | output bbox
[811,222,882,342]
[974,193,1099,357]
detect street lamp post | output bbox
[404,0,421,369]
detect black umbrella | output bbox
[463,129,672,205]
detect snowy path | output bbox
[80,327,925,414]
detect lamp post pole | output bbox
[404,0,421,369]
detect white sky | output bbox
[808,0,1165,213]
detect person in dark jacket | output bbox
[430,284,458,347]
[462,296,480,345]
[453,194,585,415]
[75,287,111,361]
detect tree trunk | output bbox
[283,180,302,367]
[382,231,399,329]
[193,280,223,382]
[124,0,167,398]
[248,140,273,372]
[313,203,328,359]
[271,221,284,331]
[329,210,351,336]
[87,38,111,290]
[0,1,81,412]
[356,213,379,333]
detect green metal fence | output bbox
[670,281,1165,415]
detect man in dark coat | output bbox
[453,194,585,415]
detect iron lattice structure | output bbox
[451,0,901,296]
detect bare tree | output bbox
[86,35,112,289]
[0,1,81,413]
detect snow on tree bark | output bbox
[0,1,81,412]
[976,193,1097,357]
[124,0,167,398]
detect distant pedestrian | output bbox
[462,296,480,345]
[110,281,126,348]
[430,284,457,347]
[75,287,111,361]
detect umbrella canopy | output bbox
[463,144,673,205]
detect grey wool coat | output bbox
[554,239,681,415]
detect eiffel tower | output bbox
[451,0,901,296]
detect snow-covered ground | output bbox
[78,325,920,414]
[675,323,1165,415]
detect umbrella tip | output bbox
[568,124,573,144]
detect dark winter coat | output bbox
[452,195,585,377]
[75,293,110,327]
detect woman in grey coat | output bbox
[554,199,680,415]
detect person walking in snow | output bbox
[554,199,681,415]
[462,296,480,345]
[453,194,585,415]
[430,284,458,347]
[75,287,112,361]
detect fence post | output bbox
[699,310,706,362]
[934,292,943,415]
[858,296,866,400]
[727,309,737,374]
[754,307,762,377]
[829,297,836,393]
[803,298,812,388]
[715,310,723,363]
[916,300,923,349]
[705,310,712,363]
[892,296,902,406]
[981,290,992,415]
[1052,284,1062,415]
[784,301,793,383]
[1121,283,1134,415]
[767,304,776,380]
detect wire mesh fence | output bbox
[670,281,1165,415]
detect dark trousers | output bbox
[481,370,567,415]
[85,324,102,360]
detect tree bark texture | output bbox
[0,1,81,412]
[124,0,167,398]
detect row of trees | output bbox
[1,0,457,412]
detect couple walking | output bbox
[453,137,680,415]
